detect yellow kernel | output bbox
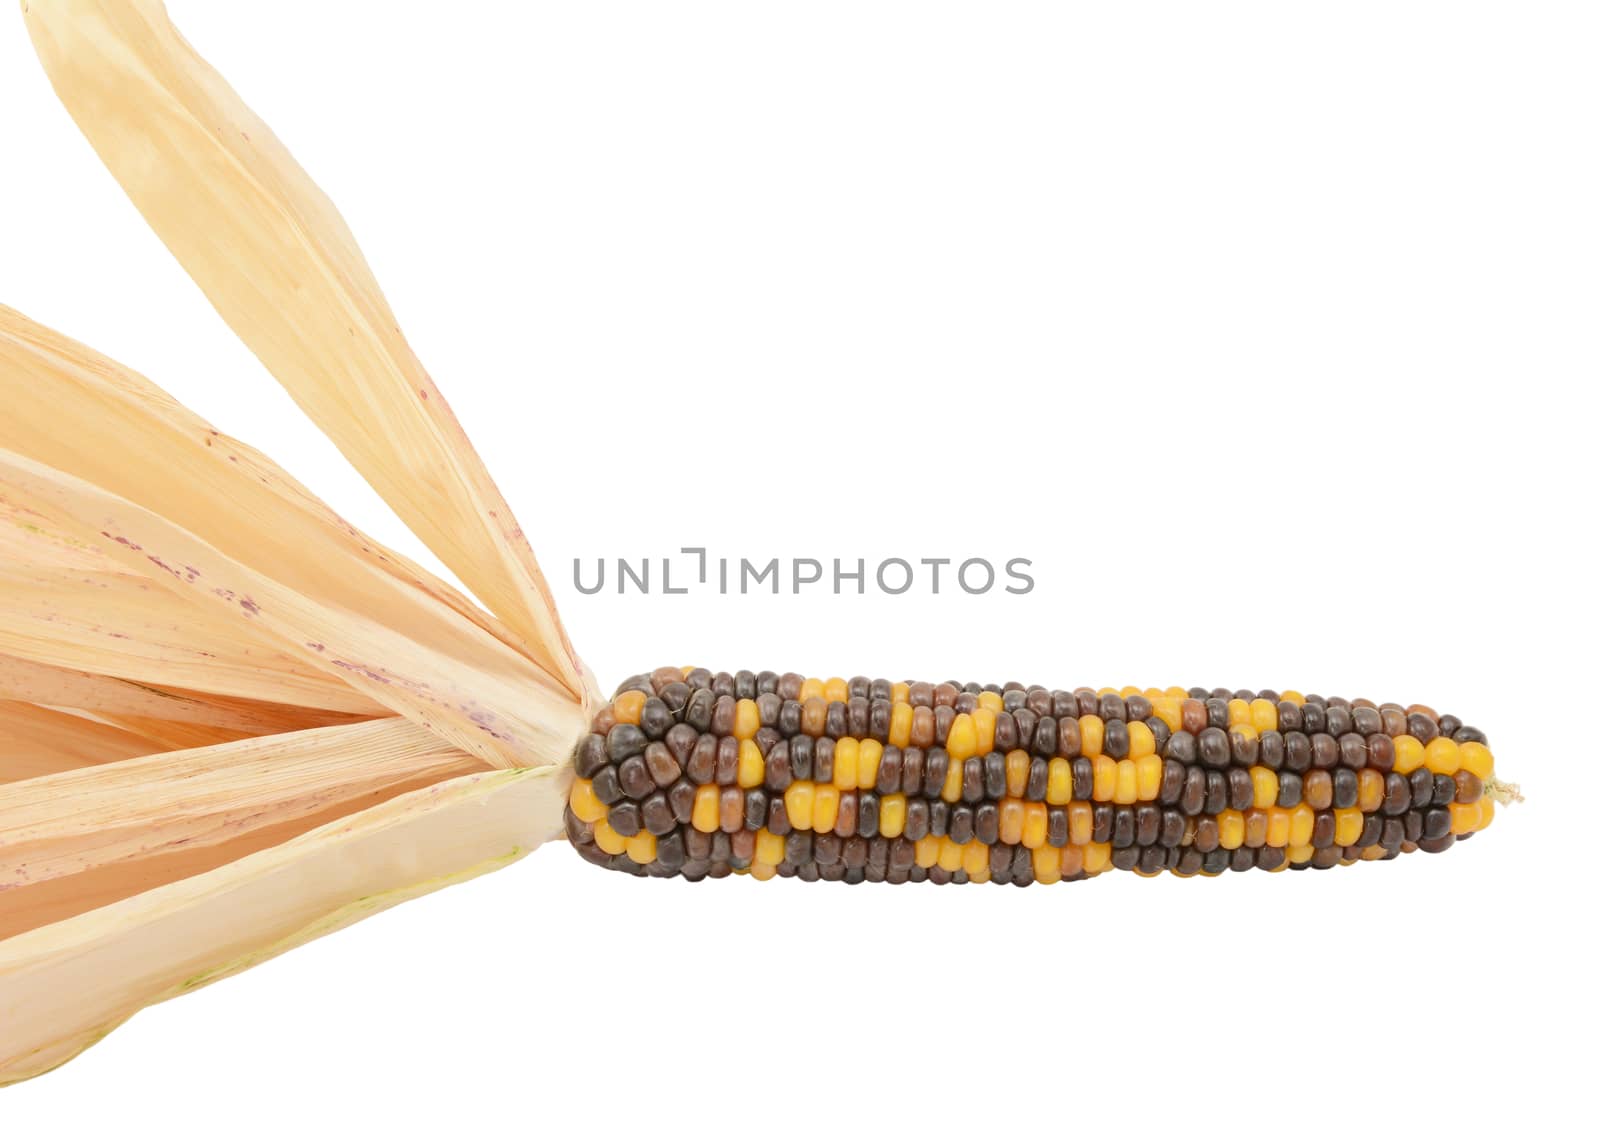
[1033,845,1063,884]
[915,835,941,868]
[968,866,991,885]
[1459,742,1494,779]
[1478,798,1496,830]
[568,779,607,824]
[1288,803,1315,847]
[1250,766,1279,810]
[834,737,860,790]
[1136,755,1162,801]
[974,708,997,753]
[1334,808,1364,846]
[1046,758,1073,805]
[1424,737,1462,775]
[823,677,849,703]
[858,739,884,790]
[946,713,979,762]
[999,798,1026,845]
[977,691,1003,713]
[888,702,914,749]
[1227,698,1251,727]
[938,837,965,872]
[691,785,721,832]
[611,690,647,725]
[733,698,760,740]
[1152,697,1183,733]
[1265,806,1291,848]
[962,841,990,877]
[1358,769,1385,813]
[1022,802,1049,849]
[783,781,816,831]
[1127,720,1156,760]
[750,862,777,881]
[1092,755,1117,801]
[1120,685,1140,699]
[1281,690,1305,705]
[1083,842,1111,873]
[1067,803,1094,846]
[1217,809,1245,850]
[593,818,627,855]
[879,793,907,838]
[1451,800,1483,835]
[1250,698,1277,733]
[799,677,825,701]
[1393,735,1426,775]
[891,681,910,704]
[625,831,658,864]
[1113,759,1139,805]
[737,739,765,788]
[812,785,840,833]
[1286,843,1315,865]
[1165,686,1189,699]
[941,755,964,802]
[1005,750,1030,798]
[1079,715,1105,758]
[755,829,785,865]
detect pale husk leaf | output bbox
[0,700,166,782]
[23,0,586,697]
[0,764,570,1086]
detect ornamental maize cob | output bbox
[567,670,1517,884]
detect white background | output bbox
[3,1,1597,1137]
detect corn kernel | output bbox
[938,837,965,872]
[750,862,777,881]
[858,739,884,790]
[1092,755,1117,801]
[1287,843,1315,864]
[1265,807,1291,848]
[755,829,785,865]
[1127,721,1156,759]
[891,682,910,704]
[941,755,964,802]
[823,677,849,703]
[1334,808,1363,846]
[1217,809,1245,850]
[1033,845,1062,884]
[813,785,840,833]
[733,698,760,740]
[1281,690,1305,705]
[962,841,990,877]
[1152,697,1183,733]
[1080,715,1105,758]
[1451,800,1483,834]
[915,835,941,868]
[1059,844,1085,878]
[1250,766,1278,810]
[611,690,646,725]
[1288,803,1315,847]
[1136,755,1162,801]
[1083,842,1111,873]
[1113,759,1139,805]
[1249,698,1278,733]
[593,818,627,855]
[889,702,913,748]
[569,779,607,824]
[1459,741,1494,779]
[1022,802,1048,849]
[1478,798,1496,830]
[996,798,1025,845]
[737,739,765,788]
[783,781,815,831]
[977,691,1003,713]
[1046,759,1073,805]
[1358,768,1384,813]
[1424,737,1462,775]
[946,713,978,763]
[973,708,997,753]
[834,737,860,790]
[625,832,657,864]
[799,677,825,701]
[1227,698,1251,727]
[1005,750,1030,798]
[879,793,907,838]
[1393,735,1425,775]
[1067,803,1094,846]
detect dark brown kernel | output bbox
[1204,771,1228,815]
[1181,767,1207,816]
[1134,805,1160,847]
[730,829,756,863]
[1073,757,1096,801]
[784,832,813,865]
[1454,772,1484,804]
[654,831,686,870]
[1057,717,1081,758]
[1311,811,1336,848]
[961,756,984,803]
[993,712,1019,751]
[1454,726,1487,745]
[813,737,835,784]
[1380,818,1405,853]
[1433,773,1458,806]
[590,765,623,805]
[904,799,931,841]
[1276,701,1303,731]
[609,802,642,837]
[1382,773,1411,816]
[1418,833,1455,854]
[1357,814,1382,848]
[1304,771,1333,811]
[1422,808,1452,840]
[858,792,881,837]
[606,723,647,763]
[1277,771,1303,809]
[928,801,950,837]
[668,779,696,824]
[1206,698,1230,729]
[823,702,848,740]
[744,789,769,831]
[1325,706,1353,738]
[1181,699,1208,735]
[933,682,960,708]
[1110,846,1140,872]
[1166,730,1197,763]
[910,706,936,749]
[1310,733,1340,770]
[1228,768,1254,811]
[984,752,1007,800]
[1033,716,1059,756]
[1197,727,1230,768]
[814,834,842,866]
[1339,733,1368,769]
[1177,849,1205,875]
[1284,732,1312,773]
[1258,731,1284,770]
[1158,810,1186,848]
[1403,810,1424,843]
[642,741,681,789]
[713,737,740,785]
[975,803,1000,845]
[686,829,712,861]
[1159,759,1186,805]
[1332,767,1359,809]
[1410,769,1435,808]
[1229,727,1259,765]
[1194,818,1220,852]
[718,788,744,833]
[901,749,925,796]
[575,734,608,778]
[641,793,675,836]
[1092,804,1114,844]
[1407,712,1439,745]
[1013,709,1037,753]
[1257,845,1286,871]
[1229,847,1256,873]
[842,837,869,870]
[1026,757,1049,802]
[1301,703,1326,734]
[766,796,791,836]
[1103,719,1129,760]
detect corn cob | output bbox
[567,670,1517,884]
